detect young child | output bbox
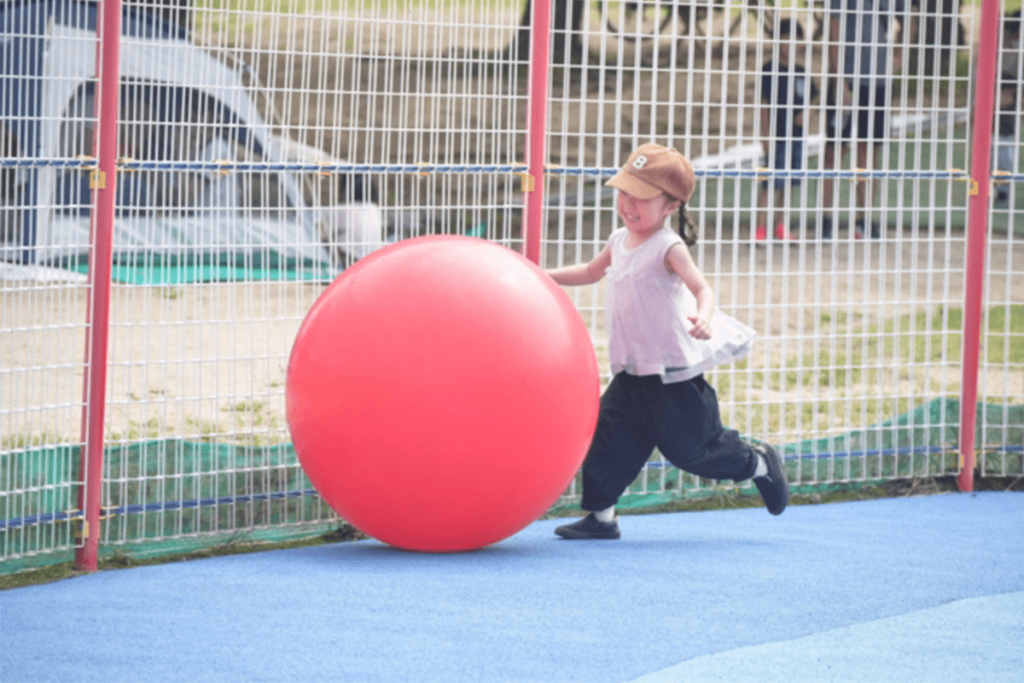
[547,144,789,540]
[821,0,905,240]
[757,18,818,242]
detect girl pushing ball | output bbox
[547,144,789,539]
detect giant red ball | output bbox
[286,236,599,552]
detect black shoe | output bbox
[855,219,881,239]
[820,216,833,239]
[555,513,621,540]
[752,444,789,516]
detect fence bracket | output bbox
[520,172,536,193]
[73,519,89,543]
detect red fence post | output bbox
[523,0,551,265]
[75,0,122,571]
[958,0,1002,493]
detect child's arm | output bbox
[759,66,771,149]
[665,243,714,340]
[547,245,611,286]
[760,102,771,147]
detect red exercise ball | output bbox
[286,235,600,552]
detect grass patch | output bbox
[0,523,366,591]
[0,440,328,559]
[197,0,507,41]
[715,304,1023,438]
[0,432,66,452]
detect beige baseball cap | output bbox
[605,144,696,202]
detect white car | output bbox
[0,0,383,282]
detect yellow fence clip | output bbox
[510,163,535,192]
[213,159,233,176]
[89,170,106,190]
[57,508,78,525]
[947,168,978,196]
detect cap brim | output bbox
[605,171,663,200]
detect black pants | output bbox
[826,81,889,142]
[581,372,758,511]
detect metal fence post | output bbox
[523,0,551,265]
[958,0,1002,493]
[75,0,121,571]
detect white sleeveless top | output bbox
[605,227,756,383]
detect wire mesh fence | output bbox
[1,0,1021,569]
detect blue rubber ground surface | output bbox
[2,492,1022,683]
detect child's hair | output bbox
[1006,10,1021,39]
[677,203,698,246]
[776,18,804,40]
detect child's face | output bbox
[1000,84,1016,109]
[616,190,680,236]
[778,33,791,62]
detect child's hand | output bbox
[688,315,712,340]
